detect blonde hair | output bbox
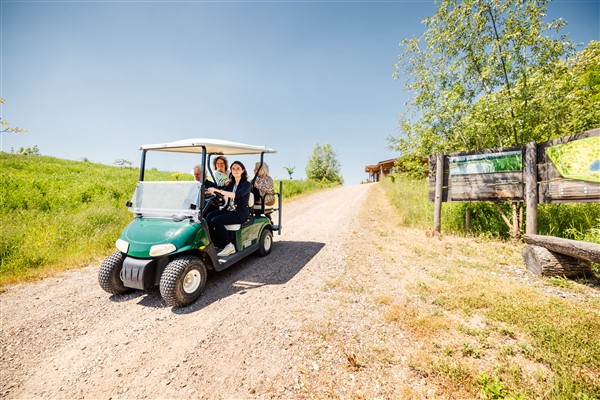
[255,161,270,176]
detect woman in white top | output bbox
[213,156,230,187]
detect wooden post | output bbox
[465,208,471,234]
[525,142,538,234]
[433,153,444,233]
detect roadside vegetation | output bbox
[382,175,600,246]
[391,4,599,176]
[0,153,337,286]
[379,176,599,399]
[388,1,599,238]
[379,180,600,399]
[298,182,599,399]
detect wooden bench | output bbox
[522,234,600,277]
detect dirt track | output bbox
[1,184,370,399]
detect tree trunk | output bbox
[495,202,522,239]
[522,245,592,277]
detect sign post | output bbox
[525,142,538,234]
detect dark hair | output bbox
[229,161,248,182]
[213,156,228,170]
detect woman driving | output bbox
[205,161,251,257]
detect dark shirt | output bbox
[224,179,252,220]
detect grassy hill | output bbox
[1,154,164,284]
[0,153,337,286]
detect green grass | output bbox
[381,175,600,243]
[277,178,339,198]
[0,153,337,286]
[424,268,600,398]
[379,176,600,398]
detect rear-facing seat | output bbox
[252,193,277,217]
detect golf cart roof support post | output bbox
[252,152,266,186]
[139,150,147,181]
[200,146,207,208]
[207,154,215,185]
[278,180,283,235]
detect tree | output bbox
[306,143,342,183]
[459,41,600,149]
[0,98,27,152]
[17,145,40,156]
[283,164,296,180]
[114,159,133,168]
[390,0,575,160]
[530,41,600,136]
[389,0,591,239]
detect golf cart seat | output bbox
[225,193,254,231]
[252,200,276,216]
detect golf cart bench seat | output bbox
[225,193,254,231]
[253,203,276,214]
[252,192,278,216]
[225,217,255,231]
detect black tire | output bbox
[258,229,273,256]
[159,255,207,307]
[98,251,131,295]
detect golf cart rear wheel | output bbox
[160,255,207,307]
[258,229,273,256]
[98,251,131,295]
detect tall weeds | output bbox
[381,175,600,243]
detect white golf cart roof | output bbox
[140,138,276,155]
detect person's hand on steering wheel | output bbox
[206,187,225,206]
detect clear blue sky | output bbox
[1,0,598,184]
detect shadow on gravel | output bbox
[113,240,325,313]
[172,240,325,314]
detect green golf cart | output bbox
[98,138,282,307]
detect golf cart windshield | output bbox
[128,181,201,218]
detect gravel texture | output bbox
[1,184,370,399]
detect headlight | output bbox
[149,243,176,257]
[115,239,129,253]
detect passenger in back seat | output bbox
[252,162,275,223]
[212,156,230,187]
[252,162,275,211]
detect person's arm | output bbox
[208,181,249,200]
[209,188,234,200]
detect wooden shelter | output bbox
[365,159,395,182]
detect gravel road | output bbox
[1,184,370,399]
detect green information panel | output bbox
[545,136,600,183]
[449,150,522,175]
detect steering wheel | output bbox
[207,191,226,207]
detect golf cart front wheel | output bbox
[98,251,131,295]
[160,255,207,307]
